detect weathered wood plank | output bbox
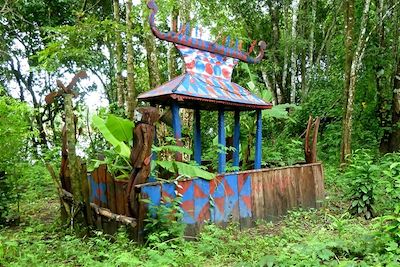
[106,172,117,213]
[312,164,325,208]
[80,163,92,226]
[114,180,128,215]
[298,166,316,208]
[238,173,252,229]
[98,165,108,208]
[193,178,210,234]
[262,171,275,221]
[224,174,239,223]
[252,171,264,223]
[91,168,101,206]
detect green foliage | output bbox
[0,95,31,224]
[91,114,133,159]
[152,141,215,180]
[144,196,185,246]
[344,150,378,219]
[377,153,400,212]
[380,205,400,246]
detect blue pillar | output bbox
[218,109,226,173]
[233,110,240,168]
[194,109,201,165]
[255,110,262,169]
[171,103,182,161]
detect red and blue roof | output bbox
[138,0,272,111]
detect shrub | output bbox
[344,150,379,219]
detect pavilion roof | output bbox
[139,1,272,111]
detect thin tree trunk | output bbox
[113,0,125,108]
[340,0,371,164]
[290,0,300,104]
[262,70,277,105]
[306,0,317,96]
[376,0,391,153]
[282,3,290,103]
[168,1,179,80]
[388,2,400,151]
[267,0,282,104]
[126,0,136,120]
[142,1,161,88]
[64,94,81,201]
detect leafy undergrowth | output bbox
[0,165,399,266]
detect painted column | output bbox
[194,109,201,165]
[233,110,240,169]
[171,103,182,161]
[255,109,262,169]
[218,109,226,173]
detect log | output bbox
[90,203,136,228]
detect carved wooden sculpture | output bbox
[126,107,160,217]
[305,116,320,163]
[46,71,87,197]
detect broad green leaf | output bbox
[92,115,131,158]
[175,162,215,180]
[105,114,134,142]
[152,145,193,155]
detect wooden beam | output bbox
[255,110,262,169]
[90,203,136,227]
[218,109,226,173]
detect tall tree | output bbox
[142,2,161,89]
[341,0,371,163]
[126,0,136,119]
[168,0,179,80]
[113,0,125,108]
[289,0,300,104]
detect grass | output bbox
[0,165,399,266]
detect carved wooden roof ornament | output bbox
[147,0,267,64]
[138,1,272,111]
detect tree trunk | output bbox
[290,0,300,104]
[340,0,371,164]
[126,0,136,120]
[113,0,125,108]
[168,1,179,80]
[306,0,317,96]
[142,2,161,89]
[389,59,400,151]
[262,70,277,105]
[64,94,81,201]
[267,0,282,104]
[282,3,290,103]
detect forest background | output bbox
[0,0,400,265]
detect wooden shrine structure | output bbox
[53,0,325,242]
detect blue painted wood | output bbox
[194,109,201,165]
[171,103,182,140]
[238,174,252,219]
[218,110,226,173]
[233,111,240,168]
[142,185,161,217]
[255,110,262,169]
[149,129,158,183]
[171,103,182,161]
[223,174,239,222]
[194,179,210,222]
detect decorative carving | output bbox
[147,0,266,64]
[126,107,160,217]
[305,116,320,163]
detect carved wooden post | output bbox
[64,94,81,201]
[45,71,88,226]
